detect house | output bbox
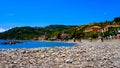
[91,26,101,32]
[102,25,120,32]
[84,25,120,33]
[38,35,46,40]
[84,27,93,32]
[84,26,102,33]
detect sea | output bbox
[0,40,74,49]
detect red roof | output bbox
[92,26,101,29]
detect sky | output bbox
[0,0,120,32]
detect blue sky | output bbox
[0,0,120,31]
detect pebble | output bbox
[64,59,73,64]
[0,42,120,68]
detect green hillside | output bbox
[0,17,120,40]
[0,25,77,40]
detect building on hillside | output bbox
[84,27,93,33]
[91,26,101,32]
[117,33,120,39]
[38,35,46,40]
[61,33,68,41]
[84,25,120,33]
[50,36,57,41]
[84,26,102,33]
[102,25,120,32]
[116,30,120,39]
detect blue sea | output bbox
[0,40,74,49]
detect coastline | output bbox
[0,41,120,67]
[0,40,75,50]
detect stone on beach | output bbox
[0,42,120,68]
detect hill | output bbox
[0,25,77,40]
[0,17,120,40]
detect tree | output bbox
[114,17,120,24]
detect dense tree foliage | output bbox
[114,17,120,24]
[0,25,77,40]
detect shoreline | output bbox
[0,40,75,50]
[0,41,120,67]
[0,39,120,50]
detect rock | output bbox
[40,54,45,59]
[58,53,66,58]
[35,53,40,58]
[54,58,60,63]
[64,59,73,64]
[0,42,120,67]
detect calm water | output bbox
[0,40,74,49]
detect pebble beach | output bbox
[0,41,120,68]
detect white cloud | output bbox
[0,28,6,32]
